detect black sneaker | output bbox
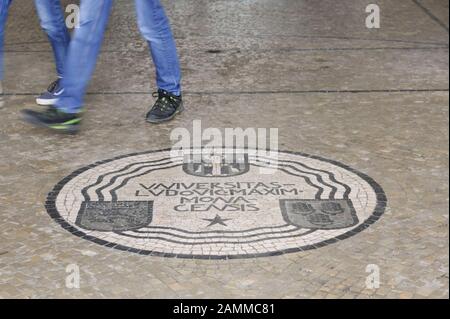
[21,106,82,133]
[36,79,64,106]
[0,80,4,109]
[146,89,184,124]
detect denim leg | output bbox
[0,0,12,81]
[55,0,114,113]
[34,0,70,78]
[135,0,181,95]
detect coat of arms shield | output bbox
[280,199,359,229]
[76,201,153,232]
[183,152,249,177]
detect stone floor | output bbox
[0,0,448,298]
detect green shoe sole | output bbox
[21,111,81,134]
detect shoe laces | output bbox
[151,91,179,112]
[47,79,61,93]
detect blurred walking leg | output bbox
[34,0,71,105]
[0,0,12,101]
[22,0,114,132]
[56,0,113,113]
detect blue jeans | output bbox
[0,0,12,81]
[34,0,71,78]
[56,0,182,113]
[0,0,69,80]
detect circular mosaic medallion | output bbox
[46,149,386,259]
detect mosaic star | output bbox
[202,215,232,227]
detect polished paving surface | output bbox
[0,0,448,298]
